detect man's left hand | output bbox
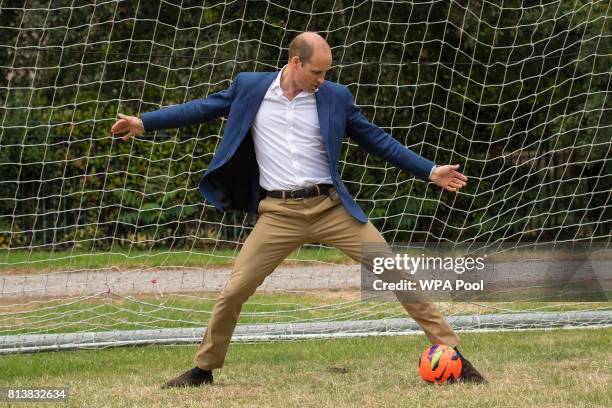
[430,164,468,192]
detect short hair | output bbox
[288,36,314,64]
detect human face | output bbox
[292,51,332,93]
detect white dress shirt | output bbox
[250,66,333,191]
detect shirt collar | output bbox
[269,66,284,96]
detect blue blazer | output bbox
[141,72,435,223]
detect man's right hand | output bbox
[111,113,145,141]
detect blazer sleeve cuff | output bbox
[141,110,164,132]
[428,165,437,181]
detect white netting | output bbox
[0,0,610,352]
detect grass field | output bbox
[2,249,610,406]
[0,248,352,274]
[5,246,606,273]
[1,327,610,407]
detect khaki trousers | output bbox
[195,190,460,370]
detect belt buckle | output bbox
[290,189,302,200]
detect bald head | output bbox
[284,32,332,95]
[288,32,331,64]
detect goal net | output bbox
[0,0,610,353]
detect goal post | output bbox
[0,0,610,353]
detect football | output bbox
[419,344,462,384]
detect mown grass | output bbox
[0,248,353,273]
[1,328,610,407]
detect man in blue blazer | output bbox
[112,32,485,387]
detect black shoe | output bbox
[161,367,213,389]
[455,349,486,384]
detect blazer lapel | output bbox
[315,85,333,164]
[238,72,277,137]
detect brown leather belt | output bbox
[265,184,334,200]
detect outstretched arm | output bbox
[111,76,239,139]
[344,87,467,191]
